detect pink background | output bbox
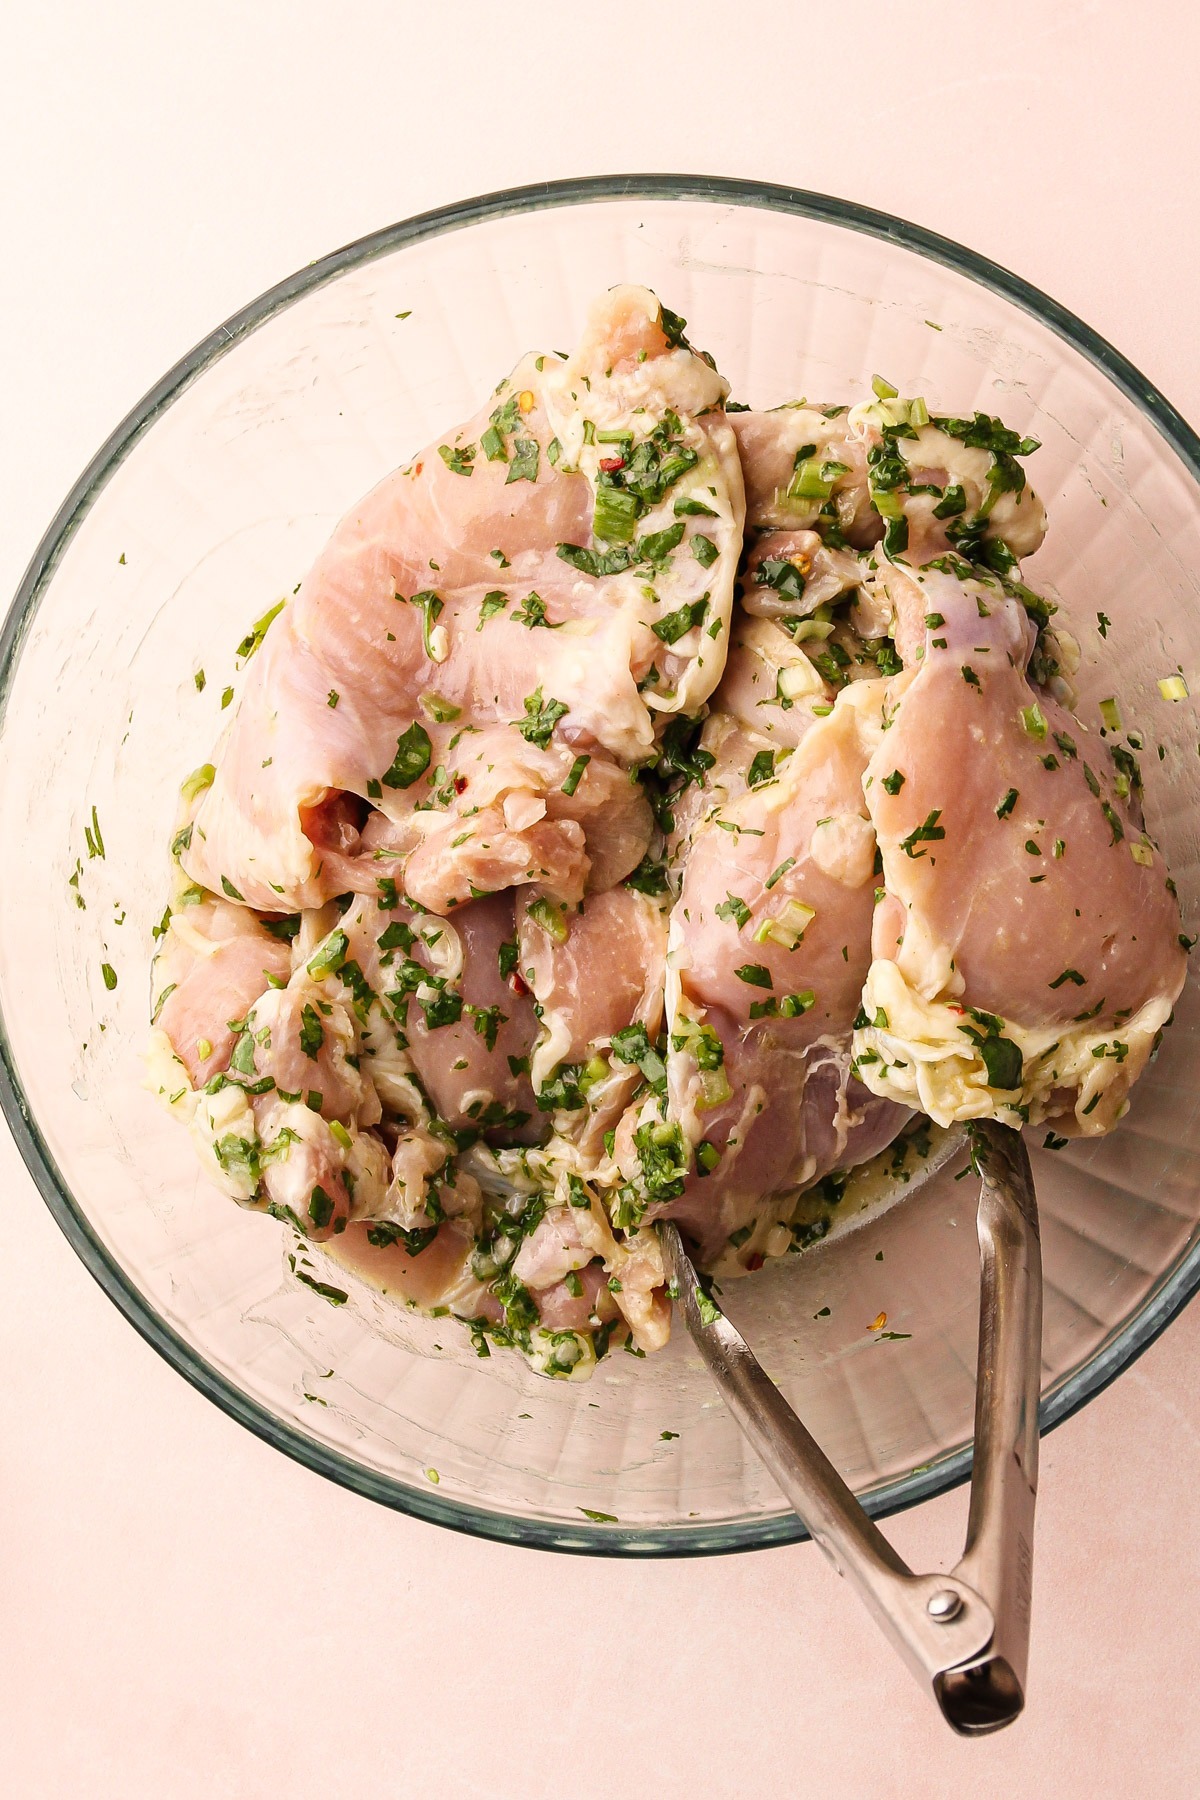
[3,4,1199,1793]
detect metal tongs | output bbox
[660,1120,1041,1735]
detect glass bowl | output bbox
[3,176,1199,1556]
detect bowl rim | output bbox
[3,172,1199,1557]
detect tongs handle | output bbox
[942,1118,1042,1729]
[660,1120,1041,1736]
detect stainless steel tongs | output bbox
[659,1119,1042,1735]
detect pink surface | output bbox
[3,3,1200,1793]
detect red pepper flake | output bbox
[599,455,625,473]
[414,460,424,476]
[453,775,468,794]
[508,971,530,997]
[745,1253,765,1271]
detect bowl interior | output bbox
[3,184,1200,1553]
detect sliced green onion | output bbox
[779,659,822,700]
[418,692,461,724]
[527,896,568,943]
[753,898,814,950]
[791,619,835,643]
[696,1066,732,1111]
[873,490,905,522]
[235,600,285,661]
[577,1054,610,1096]
[593,486,639,545]
[180,762,216,802]
[788,458,837,501]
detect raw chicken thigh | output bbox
[147,295,1189,1379]
[182,286,743,914]
[853,565,1186,1132]
[655,681,909,1265]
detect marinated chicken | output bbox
[147,291,1188,1378]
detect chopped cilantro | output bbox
[421,988,463,1029]
[307,929,349,981]
[624,854,669,896]
[382,722,433,788]
[437,441,475,476]
[308,1185,335,1229]
[639,522,685,565]
[292,1269,349,1306]
[900,810,945,857]
[512,591,553,629]
[652,598,708,644]
[562,754,590,797]
[262,913,301,942]
[715,893,751,928]
[610,1022,667,1091]
[299,1004,324,1058]
[755,558,806,602]
[932,483,966,520]
[517,688,568,748]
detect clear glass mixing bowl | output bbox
[3,177,1199,1555]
